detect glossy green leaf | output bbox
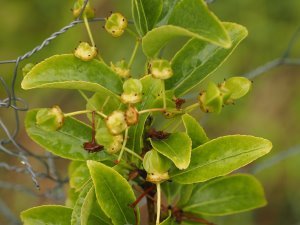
[21,54,123,95]
[156,0,179,26]
[87,161,137,225]
[66,188,80,208]
[150,132,192,169]
[170,135,272,184]
[183,174,267,216]
[86,91,122,117]
[161,181,182,205]
[182,114,208,148]
[71,182,110,225]
[166,22,248,96]
[127,75,162,154]
[177,184,194,208]
[21,205,72,225]
[69,162,90,190]
[25,109,111,161]
[168,0,230,45]
[142,0,230,58]
[132,0,163,36]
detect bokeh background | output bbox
[0,0,300,224]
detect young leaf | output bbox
[71,182,110,225]
[66,188,80,208]
[183,174,267,216]
[69,162,90,191]
[25,109,112,161]
[150,132,192,170]
[166,22,248,96]
[21,205,72,225]
[142,0,230,58]
[132,0,163,36]
[170,135,272,184]
[21,54,123,96]
[127,75,162,154]
[87,160,137,225]
[182,114,209,148]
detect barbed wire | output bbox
[0,0,299,224]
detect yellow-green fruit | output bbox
[72,0,95,19]
[74,42,97,61]
[36,106,64,131]
[198,82,223,113]
[125,106,139,126]
[121,78,143,104]
[106,111,127,135]
[105,12,128,37]
[110,60,130,78]
[96,127,123,154]
[150,59,173,80]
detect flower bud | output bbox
[198,82,223,113]
[143,150,171,183]
[74,42,98,61]
[110,60,130,78]
[125,106,139,126]
[36,106,64,131]
[121,78,143,104]
[95,127,123,154]
[73,0,95,19]
[150,59,173,80]
[106,111,127,135]
[105,12,128,37]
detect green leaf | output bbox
[87,161,137,225]
[156,0,179,26]
[166,22,248,96]
[66,188,80,208]
[168,0,230,45]
[150,132,192,170]
[25,109,112,161]
[170,135,272,184]
[161,181,182,205]
[71,182,110,225]
[87,92,122,116]
[21,205,72,225]
[69,162,90,190]
[132,0,163,36]
[176,184,194,208]
[21,54,123,95]
[142,0,230,58]
[127,75,162,154]
[183,174,267,216]
[182,114,209,148]
[160,214,177,225]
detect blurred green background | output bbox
[0,0,300,224]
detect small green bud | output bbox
[36,106,64,131]
[22,63,35,77]
[74,42,98,61]
[106,111,127,135]
[198,82,223,113]
[125,106,139,126]
[121,78,143,104]
[73,0,95,19]
[105,12,128,37]
[95,127,123,154]
[110,60,130,78]
[150,59,173,80]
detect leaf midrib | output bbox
[171,146,266,178]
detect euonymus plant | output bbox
[20,0,272,224]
